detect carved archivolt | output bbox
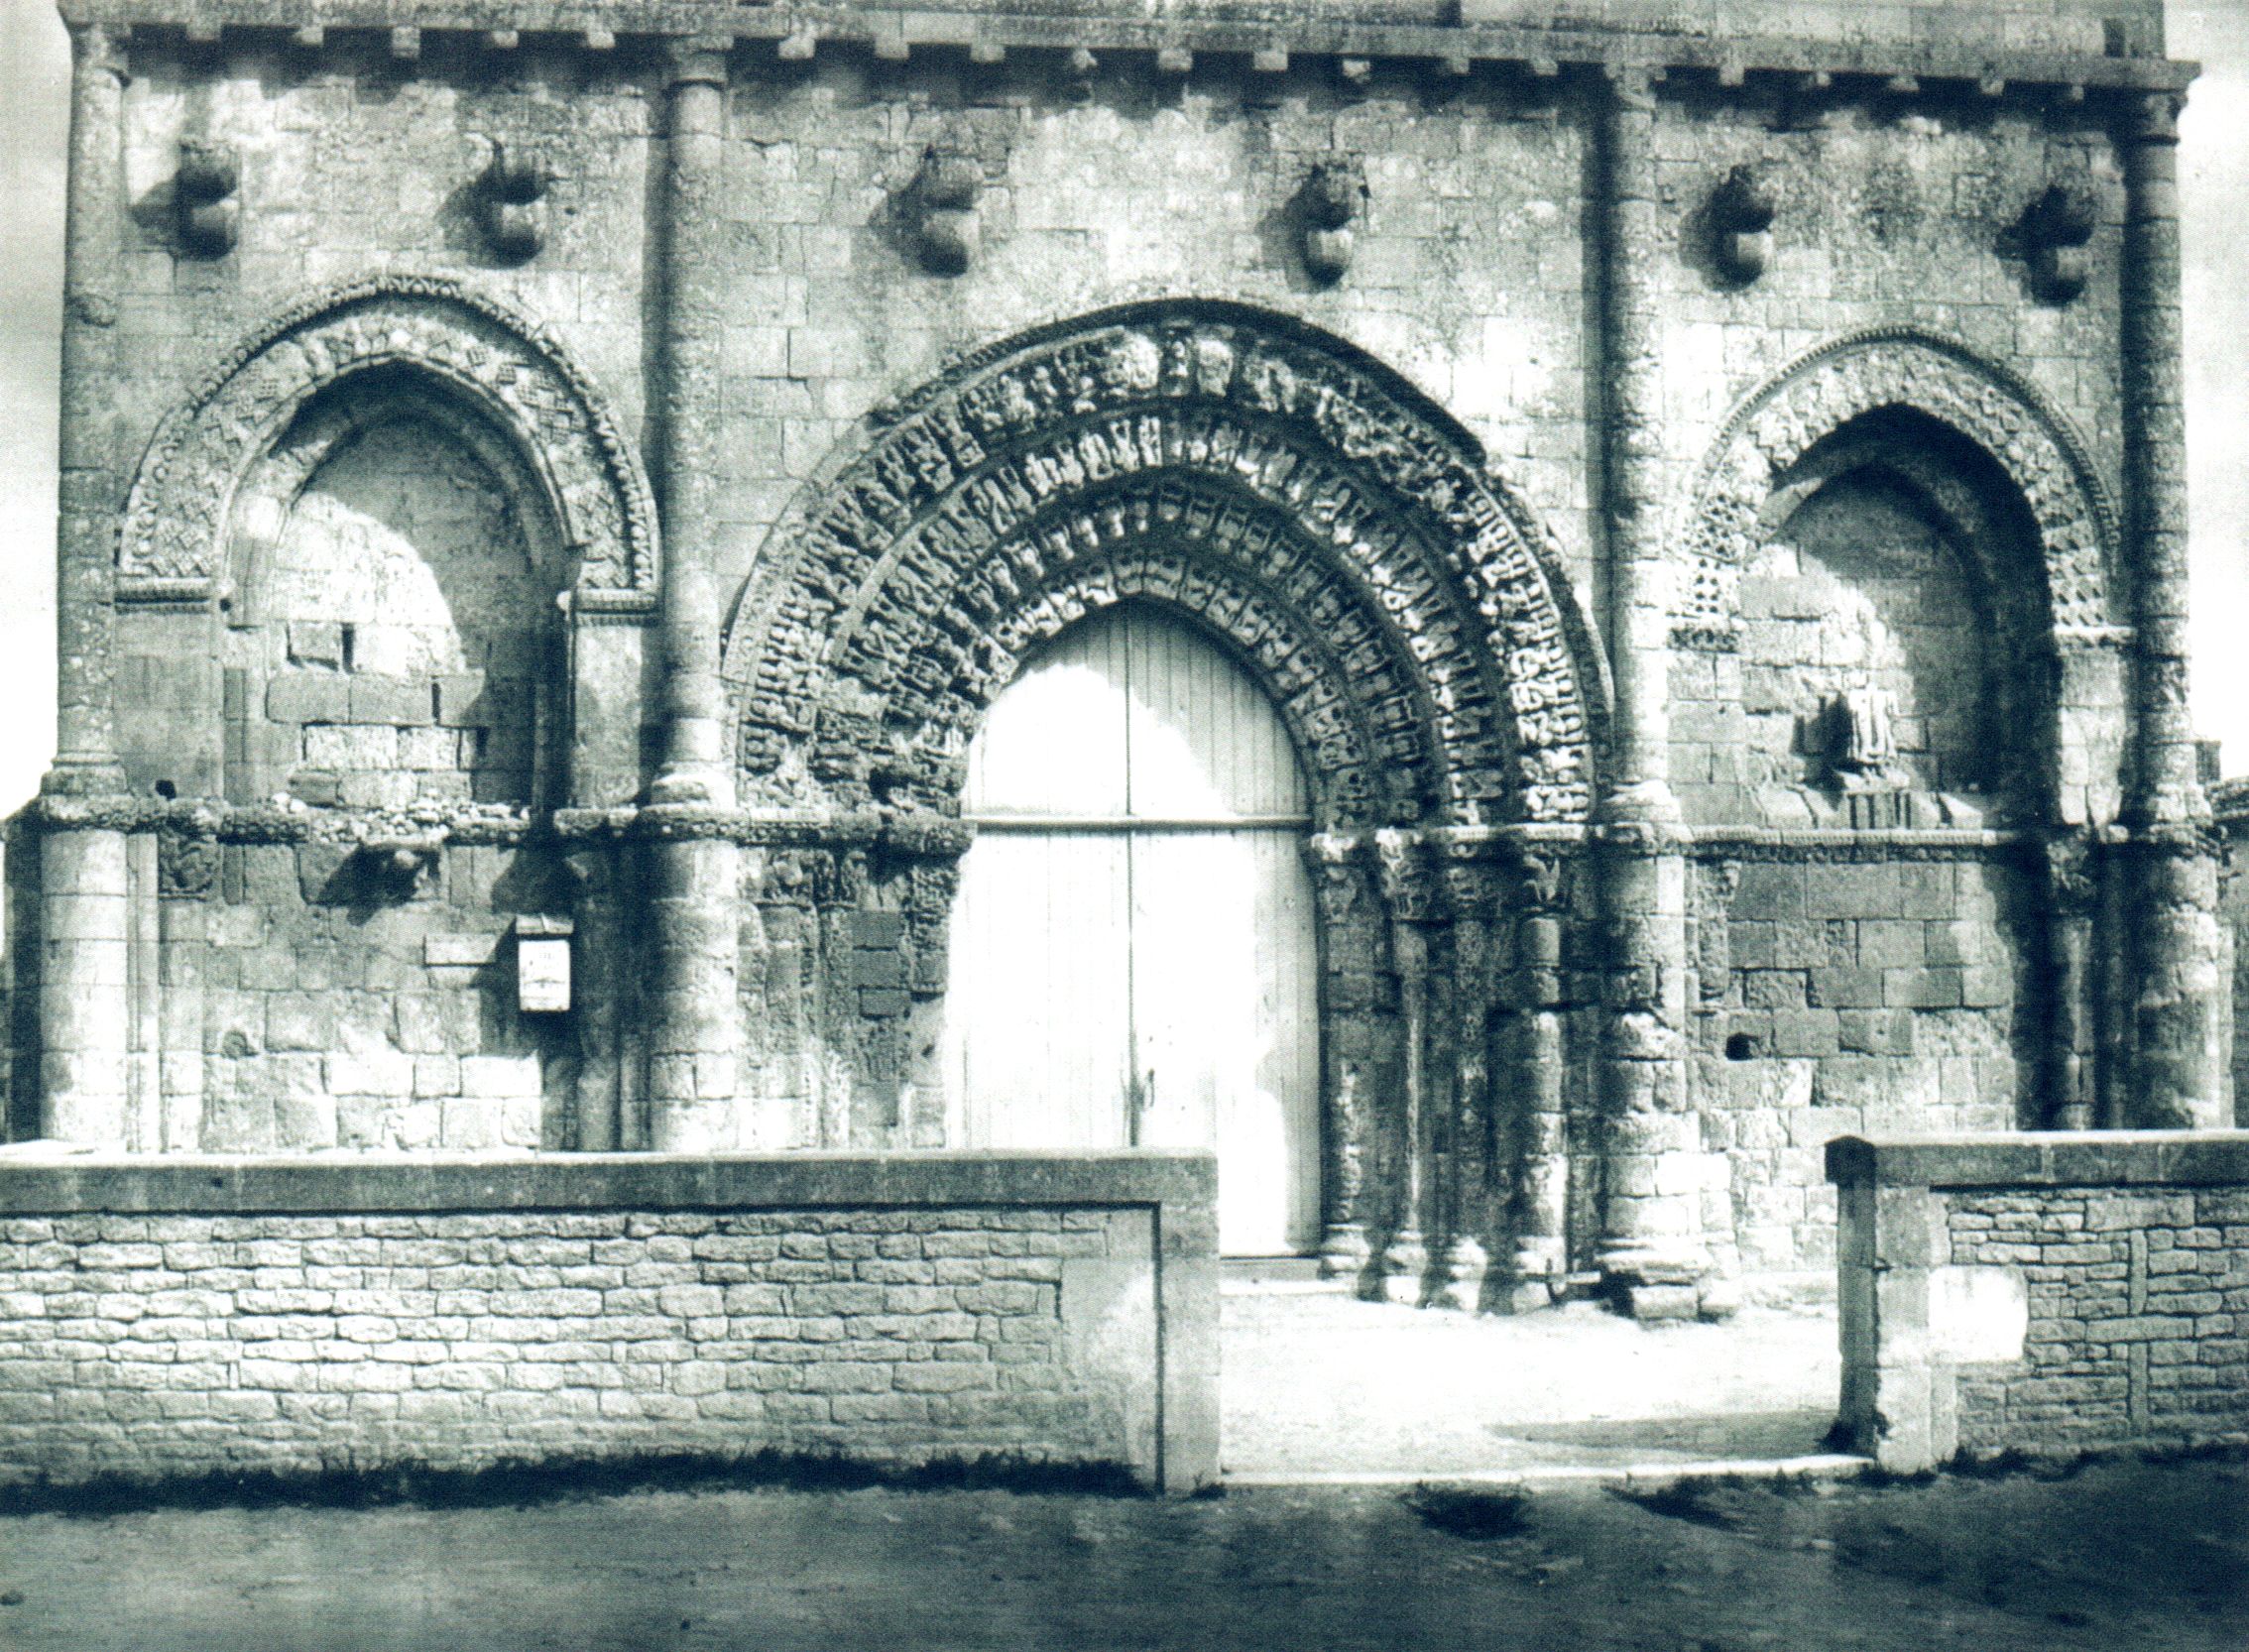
[1677,328,2121,648]
[118,273,659,600]
[725,302,1599,826]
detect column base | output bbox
[1428,1235,1487,1312]
[1317,1221,1370,1280]
[1378,1229,1428,1306]
[1500,1239,1565,1314]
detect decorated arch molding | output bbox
[1676,328,2122,649]
[118,273,659,604]
[724,302,1601,826]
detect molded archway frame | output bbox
[117,273,659,606]
[724,301,1603,828]
[1676,327,2123,651]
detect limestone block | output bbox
[324,1047,415,1099]
[302,724,398,770]
[349,676,433,728]
[461,1053,542,1100]
[266,674,352,724]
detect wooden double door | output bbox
[941,606,1322,1256]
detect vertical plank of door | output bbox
[1124,611,1307,820]
[965,612,1129,819]
[944,830,1132,1148]
[1129,826,1319,1254]
[1251,827,1323,1253]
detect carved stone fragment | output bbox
[478,141,546,263]
[1708,164,1776,285]
[1300,157,1363,285]
[175,140,238,259]
[2023,180,2098,303]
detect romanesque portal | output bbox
[0,0,2237,1494]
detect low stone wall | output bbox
[1829,1132,2249,1471]
[0,1150,1218,1494]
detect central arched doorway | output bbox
[941,604,1322,1256]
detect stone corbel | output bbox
[1708,164,1776,285]
[1300,156,1363,285]
[1061,47,1099,103]
[1771,68,1835,132]
[2021,181,2097,304]
[911,146,983,276]
[176,140,238,259]
[479,141,546,263]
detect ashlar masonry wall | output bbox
[0,1151,1219,1494]
[1830,1132,2249,1472]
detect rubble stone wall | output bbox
[1830,1132,2249,1471]
[0,1151,1218,1493]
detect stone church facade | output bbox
[10,0,2230,1327]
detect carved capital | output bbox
[1507,845,1569,914]
[1440,853,1498,925]
[1374,827,1440,925]
[69,22,129,83]
[156,830,218,898]
[2042,832,2099,914]
[2119,89,2185,148]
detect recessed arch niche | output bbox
[221,370,568,810]
[113,273,663,811]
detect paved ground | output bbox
[0,1455,2242,1650]
[1223,1288,1841,1477]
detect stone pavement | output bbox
[1222,1285,1843,1480]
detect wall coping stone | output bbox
[0,1146,1220,1217]
[1826,1129,2249,1192]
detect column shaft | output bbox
[646,42,742,1153]
[1308,835,1373,1279]
[38,26,134,1146]
[52,24,128,791]
[1592,66,1714,1313]
[2118,91,2225,1128]
[1376,829,1431,1306]
[1432,853,1495,1311]
[1507,848,1570,1312]
[39,828,130,1145]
